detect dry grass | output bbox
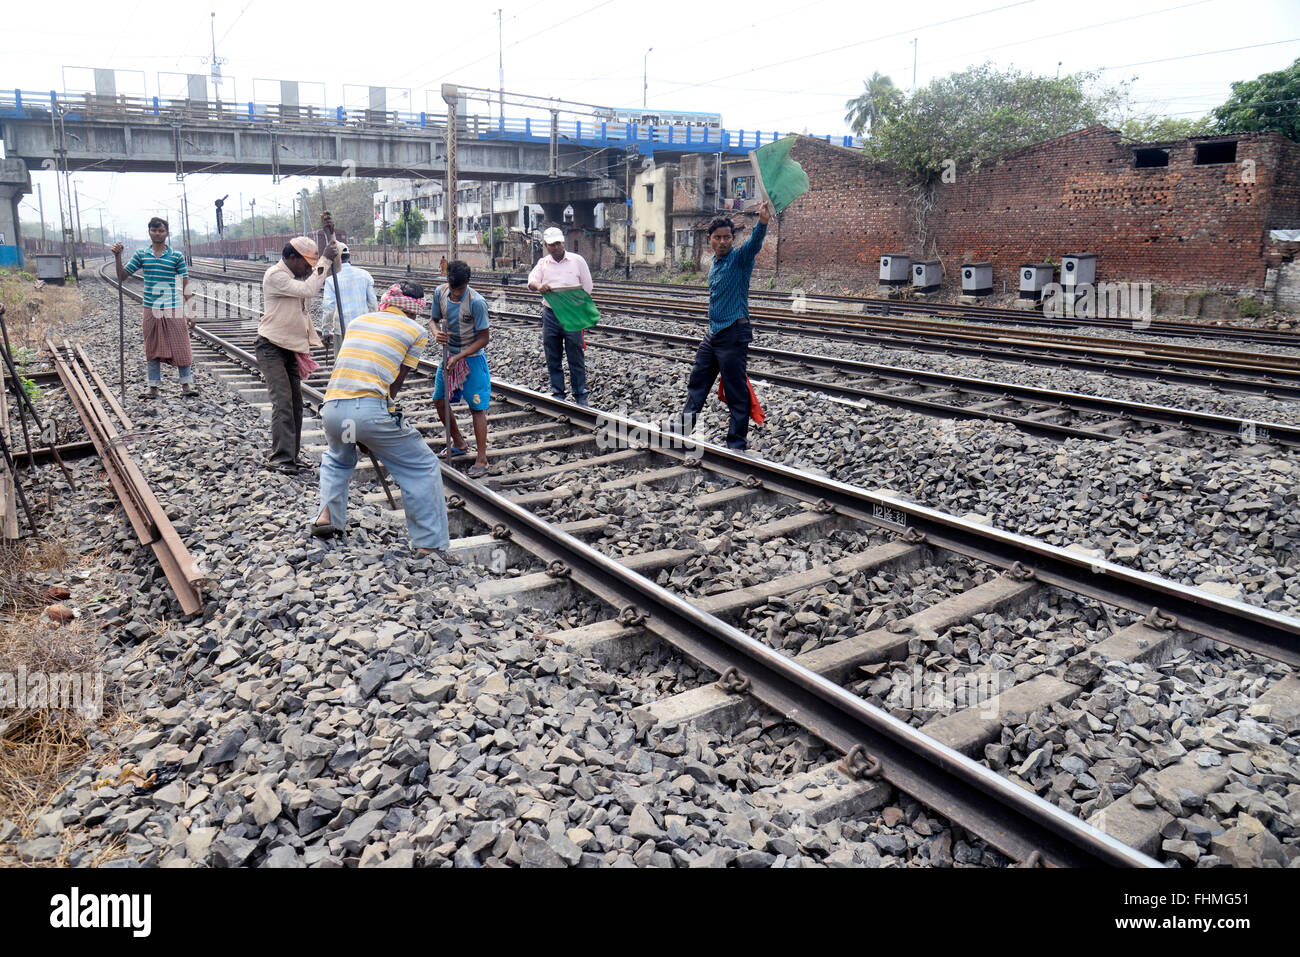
[0,268,92,352]
[0,539,72,612]
[0,536,127,863]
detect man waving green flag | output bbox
[748,135,810,214]
[541,286,601,331]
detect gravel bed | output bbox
[477,319,1300,618]
[577,310,1300,425]
[4,278,1005,869]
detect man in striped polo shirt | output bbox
[111,217,196,399]
[311,279,450,557]
[678,200,772,450]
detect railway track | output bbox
[191,258,1300,402]
[102,262,1300,867]
[182,267,1300,449]
[501,271,1300,348]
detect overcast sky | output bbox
[6,0,1299,243]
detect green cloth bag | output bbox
[542,287,601,331]
[748,136,810,214]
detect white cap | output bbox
[336,242,349,257]
[543,227,565,244]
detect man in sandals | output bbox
[312,279,451,557]
[111,218,197,399]
[431,260,492,479]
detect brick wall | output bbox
[733,129,1300,295]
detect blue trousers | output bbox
[319,397,449,549]
[683,320,752,450]
[147,359,193,385]
[541,307,587,401]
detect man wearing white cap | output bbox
[256,228,339,473]
[527,226,593,406]
[318,242,376,360]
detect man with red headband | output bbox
[256,232,339,474]
[312,279,450,557]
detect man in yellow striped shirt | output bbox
[312,280,449,557]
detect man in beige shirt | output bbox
[256,233,339,473]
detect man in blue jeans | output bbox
[312,279,450,557]
[679,200,772,450]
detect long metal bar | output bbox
[443,377,1300,668]
[571,321,1300,446]
[48,341,205,615]
[434,462,1158,868]
[130,264,1300,662]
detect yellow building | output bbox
[627,163,675,267]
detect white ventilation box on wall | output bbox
[912,259,942,292]
[1019,262,1055,300]
[879,253,911,285]
[1061,253,1097,288]
[961,262,993,297]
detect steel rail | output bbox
[141,285,1160,865]
[512,317,1300,448]
[133,269,1300,865]
[186,262,1300,399]
[116,265,1300,665]
[434,459,1160,868]
[46,339,206,615]
[436,381,1300,669]
[186,258,1298,365]
[190,257,1298,347]
[176,268,1300,446]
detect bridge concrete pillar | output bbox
[0,160,32,268]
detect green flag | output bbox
[748,136,810,214]
[542,287,601,331]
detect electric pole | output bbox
[497,8,505,124]
[73,181,85,269]
[36,183,46,244]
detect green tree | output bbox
[865,63,1127,185]
[1118,114,1213,142]
[844,72,901,136]
[298,178,381,241]
[382,207,426,246]
[1211,58,1300,141]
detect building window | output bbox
[1194,141,1237,165]
[645,185,654,203]
[1133,148,1169,169]
[628,234,637,254]
[646,234,656,254]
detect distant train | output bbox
[597,108,722,128]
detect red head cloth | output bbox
[379,283,428,315]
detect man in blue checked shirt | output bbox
[677,199,771,451]
[318,243,377,359]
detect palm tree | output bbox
[844,73,900,136]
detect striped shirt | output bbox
[124,245,188,308]
[707,220,766,335]
[320,262,378,335]
[323,306,428,401]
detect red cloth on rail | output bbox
[717,377,765,425]
[142,307,193,368]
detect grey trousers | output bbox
[255,336,303,466]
